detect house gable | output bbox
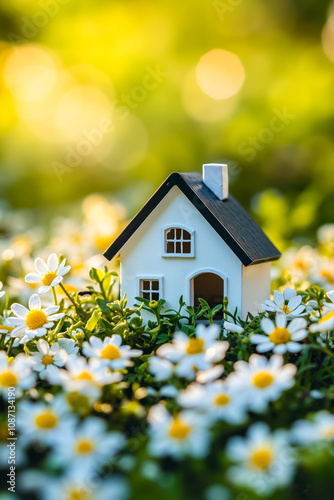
[104,172,280,266]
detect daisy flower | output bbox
[148,405,211,459]
[22,472,129,500]
[261,288,307,318]
[0,282,5,300]
[0,322,19,349]
[0,351,35,396]
[312,259,334,291]
[226,422,295,496]
[292,411,334,445]
[177,380,248,425]
[226,354,297,413]
[30,339,74,380]
[82,335,142,369]
[57,338,79,357]
[48,356,123,398]
[6,294,65,344]
[50,417,125,476]
[309,290,334,333]
[25,253,71,294]
[17,396,75,447]
[156,324,229,380]
[149,356,174,381]
[250,313,308,354]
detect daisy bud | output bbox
[149,300,159,310]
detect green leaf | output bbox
[96,298,111,313]
[86,310,102,331]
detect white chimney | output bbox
[202,163,229,200]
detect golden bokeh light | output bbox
[322,13,334,63]
[56,85,112,141]
[181,68,239,122]
[3,44,59,102]
[196,49,245,100]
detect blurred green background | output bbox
[1,0,334,252]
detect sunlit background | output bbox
[1,0,334,280]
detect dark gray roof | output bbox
[104,172,281,266]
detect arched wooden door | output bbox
[192,272,224,317]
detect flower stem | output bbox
[59,283,77,307]
[7,337,14,357]
[52,287,58,305]
[59,282,84,318]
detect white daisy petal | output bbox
[273,344,288,354]
[11,303,29,319]
[250,334,268,344]
[261,317,275,335]
[256,342,274,353]
[273,290,284,309]
[11,324,28,336]
[29,294,41,311]
[289,304,306,317]
[47,253,59,272]
[58,265,71,277]
[6,317,26,326]
[287,295,302,311]
[47,313,64,321]
[38,285,51,294]
[288,318,307,333]
[37,339,49,354]
[51,276,63,286]
[291,330,307,341]
[35,328,47,336]
[276,313,287,328]
[44,306,60,316]
[283,288,297,301]
[25,273,42,284]
[58,258,66,271]
[287,342,302,353]
[34,257,48,275]
[43,322,54,328]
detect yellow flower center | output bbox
[41,354,54,366]
[186,338,204,355]
[320,269,334,284]
[252,371,274,389]
[0,371,17,387]
[76,439,95,454]
[35,411,58,429]
[214,394,230,406]
[269,327,291,345]
[321,427,334,439]
[319,310,334,324]
[100,344,120,360]
[41,271,58,286]
[280,304,292,315]
[295,259,309,271]
[0,325,14,333]
[67,489,90,500]
[169,418,190,440]
[76,371,93,381]
[250,448,272,470]
[26,310,48,330]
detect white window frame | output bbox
[161,225,195,258]
[137,276,163,301]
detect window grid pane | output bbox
[165,228,192,255]
[140,280,160,301]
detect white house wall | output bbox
[242,262,271,318]
[120,186,244,318]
